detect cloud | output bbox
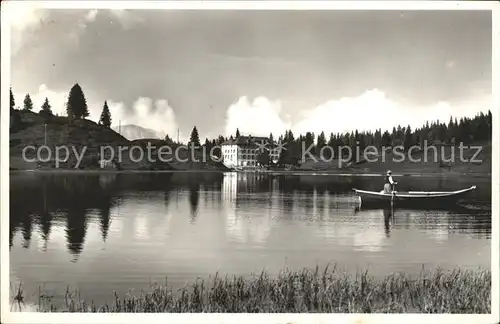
[224,96,291,137]
[109,97,179,140]
[15,84,491,144]
[84,9,98,23]
[107,9,142,29]
[225,90,492,139]
[6,2,48,54]
[5,2,45,31]
[293,89,491,135]
[14,85,178,139]
[13,84,123,123]
[7,4,97,52]
[8,6,140,54]
[13,85,66,116]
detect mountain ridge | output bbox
[112,124,167,141]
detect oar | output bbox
[391,182,397,206]
[391,198,394,225]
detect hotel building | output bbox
[221,135,281,168]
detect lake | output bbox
[9,171,491,309]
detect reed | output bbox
[12,266,491,313]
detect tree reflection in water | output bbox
[189,183,201,223]
[9,172,492,259]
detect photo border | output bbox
[1,1,498,324]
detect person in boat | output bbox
[383,170,397,193]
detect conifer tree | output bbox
[404,125,412,151]
[165,134,174,144]
[317,131,327,153]
[23,93,33,111]
[66,83,89,119]
[39,97,53,119]
[10,88,15,111]
[99,101,112,128]
[189,126,201,147]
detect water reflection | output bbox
[9,172,492,308]
[20,211,32,249]
[10,172,492,257]
[98,200,112,243]
[66,208,87,260]
[383,208,392,238]
[222,173,278,245]
[188,184,200,223]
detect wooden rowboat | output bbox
[353,185,476,207]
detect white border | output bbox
[1,1,499,324]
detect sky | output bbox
[8,4,492,142]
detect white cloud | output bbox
[14,85,178,140]
[225,90,492,138]
[7,4,97,52]
[293,89,491,135]
[69,9,140,42]
[108,9,142,29]
[19,84,69,116]
[8,6,139,53]
[109,97,179,140]
[225,96,291,137]
[15,85,490,143]
[5,2,45,31]
[14,84,122,123]
[69,9,106,45]
[6,2,48,54]
[85,9,98,22]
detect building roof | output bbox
[222,135,272,146]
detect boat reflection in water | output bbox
[353,197,490,242]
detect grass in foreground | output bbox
[13,266,491,313]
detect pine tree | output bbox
[236,128,241,138]
[23,93,33,111]
[10,88,21,131]
[317,131,327,152]
[165,134,174,144]
[189,126,201,147]
[10,88,15,111]
[99,101,112,128]
[66,83,89,119]
[39,97,53,119]
[304,132,315,156]
[487,110,492,140]
[382,130,391,147]
[403,125,412,151]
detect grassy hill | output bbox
[130,139,229,171]
[9,110,228,171]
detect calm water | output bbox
[9,172,491,308]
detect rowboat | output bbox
[352,185,476,208]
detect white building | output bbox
[221,135,281,168]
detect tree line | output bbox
[189,110,492,166]
[10,83,112,129]
[10,83,493,166]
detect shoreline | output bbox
[9,168,492,178]
[10,266,491,313]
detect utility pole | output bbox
[177,128,179,144]
[44,123,47,146]
[119,120,121,135]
